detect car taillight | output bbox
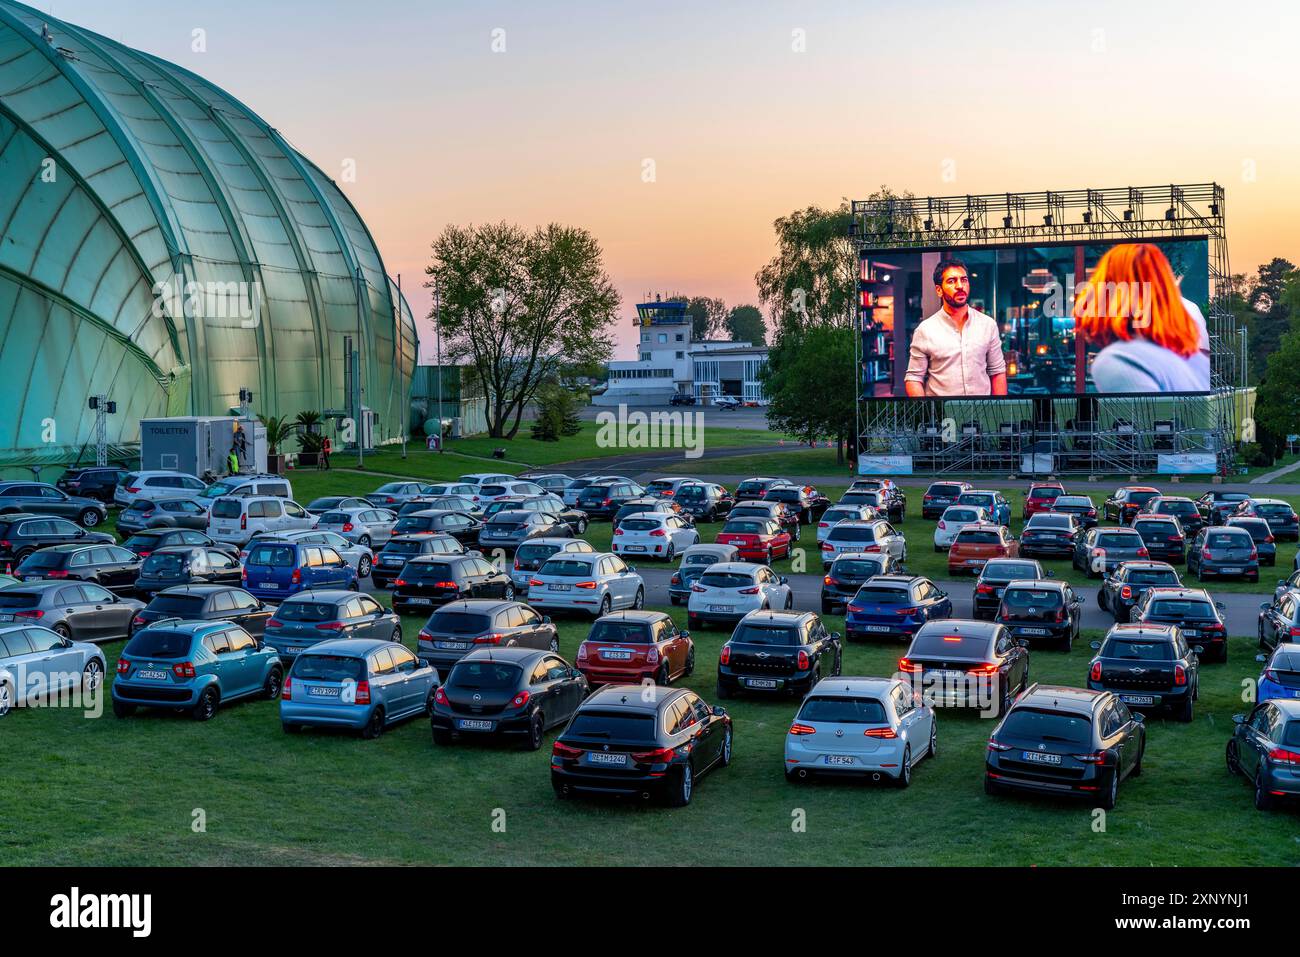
[1092,548,1104,557]
[514,559,522,570]
[797,650,810,669]
[1137,547,1149,557]
[631,746,677,764]
[116,658,130,674]
[719,644,731,665]
[172,661,196,678]
[385,497,396,504]
[1202,547,1213,559]
[1289,627,1300,638]
[788,723,816,735]
[282,676,292,700]
[434,686,448,705]
[316,622,345,631]
[1090,661,1102,681]
[355,681,371,705]
[864,727,897,738]
[602,498,612,506]
[342,522,354,533]
[1250,548,1258,559]
[976,583,994,594]
[552,741,583,759]
[820,542,834,551]
[938,520,947,530]
[14,609,43,620]
[241,514,247,530]
[127,486,140,493]
[967,663,999,676]
[671,573,682,585]
[1268,747,1300,765]
[1120,585,1132,599]
[1087,509,1096,516]
[393,579,407,587]
[1174,665,1187,686]
[241,568,248,582]
[509,690,531,710]
[818,522,829,529]
[646,645,660,664]
[1072,751,1108,764]
[576,643,589,662]
[266,618,283,630]
[474,633,506,645]
[924,494,933,501]
[649,529,666,537]
[895,606,917,616]
[434,581,459,590]
[575,581,597,589]
[1266,535,1275,543]
[738,586,760,595]
[987,738,1012,752]
[898,657,921,673]
[692,584,706,593]
[291,568,302,584]
[1168,535,1182,542]
[862,544,881,552]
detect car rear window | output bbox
[1157,500,1196,512]
[854,585,911,604]
[765,489,801,502]
[142,553,186,574]
[247,545,295,567]
[1229,521,1270,541]
[124,500,154,513]
[480,485,509,497]
[829,526,876,542]
[425,611,491,635]
[1148,599,1215,620]
[909,632,992,657]
[146,594,206,615]
[833,559,886,577]
[566,710,656,743]
[737,481,767,495]
[384,541,423,556]
[1030,487,1063,499]
[404,561,455,580]
[619,519,660,532]
[516,543,560,563]
[1134,519,1177,535]
[1128,490,1159,506]
[982,561,1039,582]
[798,696,887,724]
[1206,531,1251,547]
[210,500,242,519]
[999,708,1091,746]
[1255,504,1293,517]
[698,572,756,589]
[587,620,654,644]
[124,630,192,659]
[539,560,595,578]
[448,661,521,690]
[1000,589,1063,615]
[1126,568,1179,586]
[675,486,707,501]
[394,517,434,533]
[945,509,980,522]
[21,551,66,570]
[955,530,1000,544]
[278,602,336,622]
[1027,514,1071,529]
[293,654,364,682]
[1096,533,1140,548]
[1103,638,1174,661]
[318,512,350,525]
[929,484,964,496]
[0,592,39,609]
[723,521,768,534]
[731,623,800,646]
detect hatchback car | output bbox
[1255,644,1300,704]
[432,647,587,750]
[134,545,242,596]
[947,523,1018,575]
[985,684,1145,810]
[0,482,108,528]
[1197,490,1251,526]
[611,499,679,530]
[472,480,547,505]
[1087,623,1199,721]
[482,496,589,536]
[996,580,1082,651]
[112,620,282,721]
[400,495,483,519]
[575,481,647,519]
[1145,496,1205,536]
[478,511,574,555]
[972,558,1049,620]
[0,581,141,643]
[363,481,426,507]
[1237,498,1300,541]
[1023,483,1065,519]
[528,552,645,618]
[577,610,694,687]
[844,575,952,643]
[1187,525,1260,582]
[687,562,791,629]
[280,638,436,738]
[765,484,832,524]
[1072,526,1149,578]
[673,482,734,522]
[509,538,595,595]
[207,496,314,546]
[550,685,732,806]
[784,676,936,786]
[1258,589,1300,653]
[818,504,879,544]
[313,507,398,548]
[255,529,377,580]
[243,539,358,601]
[921,481,973,520]
[1098,560,1183,624]
[717,610,840,698]
[392,555,513,614]
[715,517,793,565]
[516,474,573,496]
[414,599,558,673]
[958,490,1011,527]
[391,509,484,546]
[0,624,106,717]
[613,513,699,562]
[120,528,236,560]
[734,477,794,503]
[1226,699,1300,810]
[1226,516,1277,567]
[821,519,906,569]
[420,482,480,499]
[933,505,991,551]
[113,471,209,508]
[900,619,1030,716]
[116,497,210,534]
[645,477,699,499]
[846,483,905,522]
[263,590,402,663]
[304,496,373,517]
[1047,495,1098,530]
[669,543,740,605]
[131,585,273,637]
[460,472,520,489]
[821,552,907,613]
[561,475,626,508]
[1131,587,1228,662]
[56,467,126,504]
[1103,486,1162,524]
[371,534,465,589]
[0,514,114,565]
[1129,513,1186,564]
[15,543,141,595]
[729,500,801,539]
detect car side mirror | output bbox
[1046,570,1055,578]
[542,616,551,624]
[1015,638,1030,648]
[1256,653,1268,663]
[1260,602,1270,610]
[1089,640,1101,650]
[1279,580,1287,588]
[1132,712,1145,724]
[1232,713,1246,724]
[1215,601,1226,611]
[780,576,788,585]
[712,705,728,717]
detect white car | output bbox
[612,513,700,561]
[473,480,546,504]
[509,537,596,594]
[312,507,398,548]
[933,505,992,551]
[820,520,907,568]
[686,561,792,629]
[246,529,376,579]
[714,395,742,409]
[419,482,478,498]
[207,495,314,546]
[191,473,293,513]
[459,473,515,487]
[817,504,878,544]
[114,470,209,507]
[526,551,645,618]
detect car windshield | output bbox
[278,602,336,622]
[247,545,294,567]
[124,630,191,659]
[798,696,888,723]
[1103,638,1174,661]
[142,553,185,574]
[539,560,595,578]
[1148,599,1215,621]
[1000,589,1063,617]
[425,611,491,636]
[909,632,991,657]
[956,530,1000,544]
[833,559,885,578]
[730,623,800,646]
[566,710,656,742]
[448,661,521,690]
[0,592,39,609]
[587,621,654,644]
[999,708,1091,746]
[854,586,910,604]
[293,655,364,682]
[982,562,1039,582]
[698,572,756,589]
[404,562,454,581]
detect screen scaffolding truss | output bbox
[849,183,1241,475]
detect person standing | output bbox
[226,447,239,476]
[320,435,332,471]
[904,259,1008,397]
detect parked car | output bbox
[717,610,840,698]
[921,481,973,520]
[821,519,907,569]
[432,647,587,749]
[673,483,734,522]
[252,529,375,581]
[1226,699,1300,810]
[304,496,373,517]
[1087,623,1199,722]
[613,513,699,561]
[1197,490,1252,526]
[669,543,740,606]
[901,618,1029,715]
[134,545,242,596]
[479,511,574,554]
[821,552,907,613]
[509,538,595,596]
[550,685,732,806]
[1131,587,1229,662]
[1072,526,1149,578]
[0,513,114,565]
[471,480,547,505]
[372,534,466,589]
[561,475,626,508]
[113,471,208,508]
[1130,513,1186,564]
[687,561,791,629]
[528,552,645,618]
[1145,496,1205,536]
[985,684,1145,810]
[392,555,512,614]
[730,500,801,540]
[575,480,646,519]
[191,474,292,512]
[716,518,793,564]
[207,496,314,546]
[400,495,483,518]
[668,393,697,406]
[1018,512,1081,559]
[995,579,1082,651]
[1103,486,1162,524]
[1098,560,1183,623]
[611,498,678,530]
[56,467,126,504]
[819,504,879,544]
[1255,644,1300,703]
[240,539,358,602]
[785,675,936,786]
[313,507,398,548]
[280,638,436,738]
[112,620,282,721]
[734,477,793,503]
[116,497,210,534]
[131,585,273,637]
[363,481,426,508]
[1258,589,1300,653]
[1236,498,1300,541]
[646,477,699,499]
[14,543,141,594]
[1047,495,1098,530]
[958,490,1011,527]
[0,581,141,643]
[120,528,235,560]
[516,474,573,496]
[0,624,106,717]
[1187,525,1260,583]
[262,590,401,663]
[459,472,518,489]
[843,486,905,523]
[418,482,479,499]
[391,510,482,547]
[577,610,694,687]
[482,496,589,535]
[1023,482,1066,519]
[844,574,952,643]
[1226,516,1277,567]
[0,482,106,528]
[933,505,991,551]
[948,523,1018,575]
[967,557,1047,619]
[415,599,558,674]
[1275,569,1300,603]
[765,484,832,524]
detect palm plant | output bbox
[259,414,297,456]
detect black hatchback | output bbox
[130,585,274,637]
[821,553,907,613]
[716,611,842,699]
[1087,623,1199,722]
[972,558,1048,620]
[121,528,237,560]
[1130,514,1186,564]
[415,599,558,673]
[1131,587,1228,662]
[995,580,1082,651]
[14,543,141,595]
[134,545,243,596]
[392,555,512,614]
[372,534,465,589]
[1098,560,1183,624]
[57,467,127,503]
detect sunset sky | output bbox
[30,0,1300,361]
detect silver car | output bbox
[520,473,574,495]
[510,538,597,594]
[116,497,211,534]
[816,504,878,544]
[0,623,106,717]
[365,482,426,508]
[687,561,792,629]
[784,676,936,785]
[820,520,907,568]
[419,482,478,498]
[313,507,398,548]
[526,551,645,618]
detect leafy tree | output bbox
[725,304,766,345]
[761,324,855,463]
[1245,259,1297,382]
[425,222,619,438]
[258,415,296,456]
[294,410,323,453]
[671,295,726,340]
[1253,326,1300,448]
[530,384,582,441]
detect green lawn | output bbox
[691,446,852,478]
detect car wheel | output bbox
[682,647,695,677]
[1177,695,1194,723]
[895,747,912,788]
[997,681,1012,718]
[763,548,772,565]
[111,699,136,719]
[79,508,101,527]
[0,681,12,718]
[1226,740,1241,776]
[632,588,644,610]
[503,585,515,601]
[597,594,612,617]
[821,601,834,614]
[358,556,372,579]
[720,726,733,767]
[82,659,103,693]
[191,687,219,722]
[358,534,371,548]
[1097,591,1107,611]
[927,719,939,760]
[1100,767,1119,810]
[655,662,671,686]
[667,761,694,807]
[1255,770,1275,811]
[432,726,452,746]
[362,706,386,739]
[665,543,675,562]
[53,623,71,640]
[526,711,545,751]
[263,667,283,700]
[783,592,793,610]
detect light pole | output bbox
[88,395,116,467]
[435,277,444,453]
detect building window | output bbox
[675,333,684,342]
[657,333,668,344]
[676,351,684,360]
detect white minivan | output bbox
[193,474,294,514]
[207,495,314,545]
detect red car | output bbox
[1023,483,1066,520]
[575,610,694,686]
[715,518,792,564]
[947,523,1019,575]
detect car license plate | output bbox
[1020,750,1062,765]
[1020,627,1048,636]
[1182,629,1198,637]
[624,545,646,552]
[0,614,11,622]
[587,751,628,767]
[435,641,468,650]
[709,605,732,613]
[408,597,432,605]
[745,678,779,689]
[260,582,277,589]
[457,718,494,731]
[1121,695,1155,705]
[601,650,632,660]
[135,670,168,681]
[308,686,340,697]
[865,624,892,632]
[825,755,855,766]
[1220,567,1240,574]
[287,647,306,654]
[933,669,965,679]
[551,584,571,592]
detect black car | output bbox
[1227,699,1300,810]
[56,467,127,503]
[1145,496,1205,536]
[390,510,482,547]
[1238,498,1300,542]
[673,483,734,522]
[1226,516,1277,567]
[995,579,1082,651]
[0,481,107,528]
[480,496,590,536]
[415,598,558,674]
[392,555,513,614]
[0,513,115,564]
[735,477,793,503]
[1087,623,1199,722]
[0,581,142,643]
[134,545,244,596]
[668,393,697,406]
[1131,587,1228,662]
[14,542,141,595]
[575,481,646,520]
[1098,560,1182,624]
[972,558,1049,620]
[1130,514,1186,564]
[432,647,588,749]
[716,611,841,699]
[1187,525,1259,583]
[921,481,973,520]
[900,619,1029,716]
[1196,490,1251,526]
[822,552,907,613]
[372,534,466,589]
[729,500,801,539]
[550,685,732,806]
[1015,513,1078,560]
[130,585,274,637]
[477,511,573,554]
[1258,589,1300,653]
[765,484,831,524]
[985,683,1145,811]
[1047,495,1098,530]
[1102,486,1162,524]
[121,528,237,560]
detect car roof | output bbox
[432,599,519,613]
[282,589,363,603]
[490,510,534,521]
[1268,699,1300,718]
[37,542,100,553]
[704,562,762,574]
[1117,485,1159,492]
[521,537,584,547]
[1016,683,1106,715]
[1249,498,1290,506]
[619,512,669,523]
[460,646,548,665]
[156,584,245,596]
[583,683,688,713]
[597,610,670,623]
[683,543,738,556]
[866,574,921,585]
[3,580,67,592]
[808,676,898,696]
[304,637,403,656]
[915,618,1000,639]
[1004,579,1067,592]
[1143,587,1212,600]
[1115,560,1177,571]
[1105,623,1178,641]
[741,610,814,626]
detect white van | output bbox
[207,495,314,545]
[192,473,293,513]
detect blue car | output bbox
[280,638,438,738]
[844,574,953,642]
[111,620,282,720]
[1257,644,1300,703]
[262,590,402,664]
[241,540,358,601]
[958,490,1011,527]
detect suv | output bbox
[1087,623,1199,722]
[510,538,595,596]
[0,513,115,564]
[921,481,973,520]
[207,496,314,546]
[240,540,358,601]
[1023,483,1065,519]
[191,473,293,513]
[262,590,401,662]
[1131,587,1228,662]
[114,471,208,508]
[1098,560,1183,623]
[716,610,840,698]
[0,482,106,528]
[392,555,512,614]
[372,534,467,589]
[995,579,1082,651]
[391,510,482,546]
[821,520,906,569]
[576,481,647,519]
[673,483,734,523]
[14,543,141,595]
[415,599,558,672]
[735,477,793,503]
[120,528,236,559]
[57,467,127,503]
[985,684,1146,810]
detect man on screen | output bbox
[904,259,1008,397]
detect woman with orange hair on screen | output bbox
[1074,243,1211,393]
